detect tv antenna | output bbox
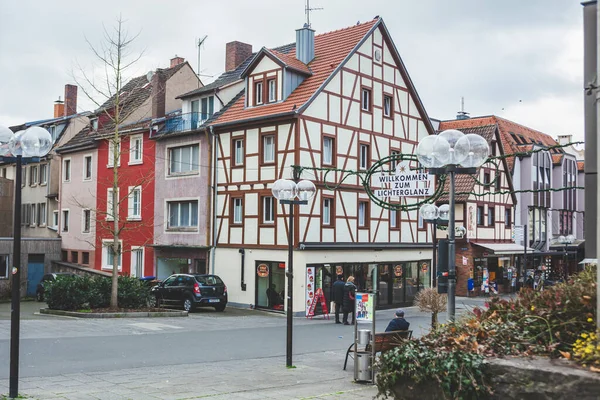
[305,0,323,28]
[196,35,213,79]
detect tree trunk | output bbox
[431,312,438,329]
[110,137,119,309]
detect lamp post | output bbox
[558,234,575,281]
[271,173,316,368]
[420,204,449,288]
[416,129,489,322]
[0,124,53,398]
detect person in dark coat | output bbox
[332,275,345,324]
[385,308,410,332]
[342,276,357,325]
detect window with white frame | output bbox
[107,139,121,167]
[361,88,371,111]
[268,79,276,102]
[359,144,369,170]
[323,137,334,165]
[418,213,424,229]
[30,204,36,226]
[232,198,243,225]
[83,155,92,180]
[90,118,99,131]
[358,201,368,227]
[102,240,122,271]
[234,139,244,166]
[262,196,274,224]
[29,165,38,186]
[39,163,47,185]
[323,198,332,225]
[167,200,199,229]
[106,188,119,221]
[38,203,46,226]
[128,186,141,220]
[62,209,69,232]
[82,209,91,233]
[255,81,263,105]
[262,135,275,164]
[130,247,144,278]
[384,94,393,117]
[168,144,199,175]
[63,159,71,182]
[129,134,143,164]
[0,254,8,279]
[390,209,398,228]
[201,96,214,121]
[52,210,59,229]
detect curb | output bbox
[39,308,188,318]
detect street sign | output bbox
[373,161,434,198]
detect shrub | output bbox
[414,288,447,329]
[45,275,151,311]
[572,330,600,371]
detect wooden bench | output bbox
[343,330,412,370]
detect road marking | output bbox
[128,322,183,331]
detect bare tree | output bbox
[74,16,146,309]
[414,288,447,329]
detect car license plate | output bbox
[209,299,220,303]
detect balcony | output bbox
[162,112,210,135]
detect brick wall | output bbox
[225,41,252,72]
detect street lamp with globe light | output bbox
[271,174,316,368]
[416,129,489,322]
[0,124,53,398]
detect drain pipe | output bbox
[209,125,218,275]
[239,249,247,291]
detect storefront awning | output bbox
[149,244,211,250]
[472,242,535,255]
[578,258,597,265]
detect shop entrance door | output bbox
[255,261,285,311]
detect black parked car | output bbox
[36,272,78,302]
[150,274,228,312]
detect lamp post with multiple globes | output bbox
[0,124,53,398]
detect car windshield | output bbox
[194,275,223,286]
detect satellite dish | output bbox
[146,71,154,82]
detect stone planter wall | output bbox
[391,357,600,400]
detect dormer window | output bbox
[255,81,263,105]
[268,79,276,102]
[91,118,99,131]
[201,96,214,121]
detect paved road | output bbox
[0,297,494,399]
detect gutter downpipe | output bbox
[210,125,218,275]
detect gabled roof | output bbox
[436,124,516,205]
[440,115,559,173]
[240,47,312,78]
[177,56,254,99]
[210,19,379,127]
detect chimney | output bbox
[64,84,78,116]
[557,134,572,145]
[151,71,167,119]
[225,41,252,71]
[170,55,185,68]
[54,97,65,118]
[296,24,315,64]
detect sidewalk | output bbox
[1,350,382,400]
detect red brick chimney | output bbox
[54,97,65,118]
[151,71,167,119]
[225,41,252,72]
[170,56,185,68]
[64,84,78,116]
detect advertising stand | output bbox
[354,270,377,383]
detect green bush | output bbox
[45,275,151,311]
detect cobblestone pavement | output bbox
[0,350,383,400]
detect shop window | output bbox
[0,254,8,278]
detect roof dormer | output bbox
[241,47,312,108]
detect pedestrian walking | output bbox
[332,275,345,324]
[342,276,356,325]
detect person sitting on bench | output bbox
[385,308,410,332]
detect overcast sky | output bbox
[0,0,585,142]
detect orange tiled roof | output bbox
[440,116,559,173]
[211,19,378,126]
[577,161,584,172]
[552,154,564,165]
[269,49,312,75]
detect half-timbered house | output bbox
[208,18,436,314]
[436,123,519,296]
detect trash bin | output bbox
[356,352,372,382]
[358,329,371,346]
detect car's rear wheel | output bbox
[36,291,43,302]
[148,295,160,308]
[183,297,194,312]
[214,304,226,312]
